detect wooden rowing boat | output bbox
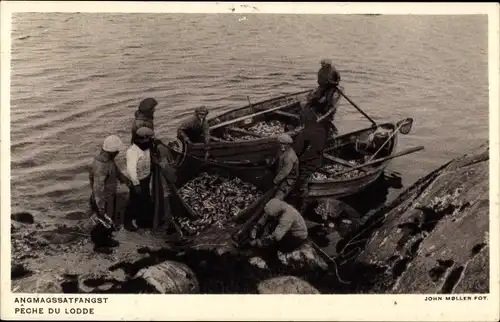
[167,88,342,166]
[299,117,415,199]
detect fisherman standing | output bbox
[312,59,341,111]
[293,103,328,210]
[89,135,132,254]
[131,98,158,144]
[177,106,211,159]
[272,134,299,200]
[126,127,155,231]
[250,198,308,253]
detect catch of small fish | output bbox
[222,120,292,141]
[176,173,264,236]
[312,160,364,180]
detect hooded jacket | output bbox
[131,98,157,142]
[317,65,341,87]
[266,200,308,241]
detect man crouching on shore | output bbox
[250,199,308,253]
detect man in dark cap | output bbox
[126,127,155,231]
[272,134,299,200]
[131,98,158,144]
[177,106,211,159]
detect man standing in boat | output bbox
[272,134,299,200]
[250,198,308,253]
[126,127,155,231]
[311,59,341,111]
[177,106,211,160]
[308,59,341,135]
[294,103,328,212]
[89,135,132,254]
[131,98,158,144]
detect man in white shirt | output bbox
[126,127,155,231]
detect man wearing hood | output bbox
[131,98,157,144]
[126,127,155,231]
[250,198,308,253]
[89,135,132,254]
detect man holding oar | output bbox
[308,59,341,135]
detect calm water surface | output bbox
[10,14,488,222]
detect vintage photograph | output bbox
[7,8,491,297]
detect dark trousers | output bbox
[277,233,307,253]
[90,223,114,247]
[296,163,319,212]
[126,176,152,227]
[275,177,297,200]
[312,86,337,112]
[88,195,115,247]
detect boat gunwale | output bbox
[205,89,313,127]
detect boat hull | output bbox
[168,88,342,166]
[299,121,400,199]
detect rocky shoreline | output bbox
[10,142,490,294]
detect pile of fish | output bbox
[222,120,294,141]
[248,120,290,136]
[176,173,264,235]
[312,160,364,180]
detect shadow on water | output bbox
[341,171,403,216]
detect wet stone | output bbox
[257,276,320,294]
[11,212,35,224]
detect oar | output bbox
[228,127,264,138]
[336,87,377,127]
[316,106,337,123]
[323,152,366,171]
[333,146,424,177]
[209,101,298,131]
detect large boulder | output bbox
[12,272,64,293]
[257,276,320,294]
[351,142,489,293]
[128,261,199,294]
[11,212,34,224]
[277,242,329,272]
